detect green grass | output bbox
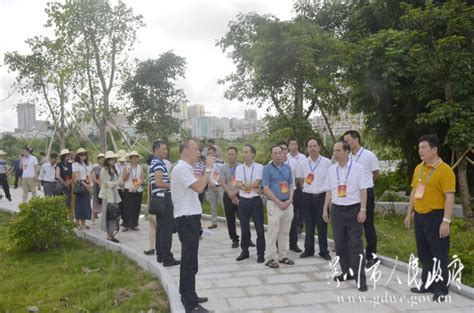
[0,211,169,312]
[203,200,474,287]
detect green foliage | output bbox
[8,196,74,251]
[375,170,410,199]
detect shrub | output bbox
[8,196,74,251]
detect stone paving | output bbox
[1,187,473,312]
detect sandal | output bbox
[279,257,295,265]
[122,227,129,232]
[265,259,279,269]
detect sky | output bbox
[0,0,295,132]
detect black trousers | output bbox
[363,187,378,260]
[118,189,125,224]
[123,189,143,228]
[414,210,450,295]
[332,203,366,285]
[153,194,175,263]
[238,196,265,256]
[176,214,201,310]
[223,193,252,243]
[0,174,11,199]
[289,186,303,247]
[43,181,56,196]
[302,192,328,256]
[14,171,22,188]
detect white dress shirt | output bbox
[22,156,38,178]
[296,155,331,194]
[350,147,380,188]
[324,160,371,206]
[287,152,306,165]
[171,160,201,218]
[235,161,263,198]
[39,162,57,182]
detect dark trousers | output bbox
[238,196,265,256]
[332,203,366,285]
[223,193,251,243]
[414,210,450,295]
[14,171,22,188]
[289,187,303,247]
[0,174,11,199]
[118,189,125,224]
[123,189,143,228]
[153,194,175,263]
[176,214,201,310]
[43,181,56,196]
[364,188,377,260]
[303,192,328,256]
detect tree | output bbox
[46,0,144,152]
[122,51,187,142]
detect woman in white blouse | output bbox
[122,151,145,232]
[72,148,92,230]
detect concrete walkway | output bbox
[1,188,473,312]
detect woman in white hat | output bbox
[122,151,145,232]
[72,148,92,230]
[0,150,12,201]
[56,149,73,217]
[91,153,105,224]
[99,151,122,242]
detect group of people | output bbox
[0,130,456,312]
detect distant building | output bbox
[16,103,36,133]
[310,111,364,145]
[173,101,188,120]
[244,109,257,121]
[187,104,205,120]
[192,116,216,138]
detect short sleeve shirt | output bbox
[350,147,379,188]
[220,162,240,193]
[235,162,263,198]
[149,157,169,196]
[72,162,91,180]
[22,156,38,178]
[296,155,332,194]
[262,162,293,201]
[171,160,201,218]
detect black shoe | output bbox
[143,249,155,255]
[186,304,210,313]
[334,273,355,282]
[157,256,163,263]
[110,237,120,243]
[163,259,181,267]
[366,258,379,269]
[290,245,302,253]
[320,253,331,261]
[410,286,434,294]
[300,252,313,258]
[7,197,12,202]
[236,253,249,261]
[358,283,368,292]
[257,255,265,263]
[231,241,239,249]
[248,240,256,247]
[433,293,448,303]
[197,297,208,303]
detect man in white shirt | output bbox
[296,138,332,260]
[234,144,265,263]
[287,138,305,252]
[343,130,380,268]
[323,141,370,292]
[39,153,58,196]
[171,139,215,313]
[206,146,224,229]
[20,147,39,203]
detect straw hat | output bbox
[104,151,118,160]
[76,147,87,154]
[126,150,141,160]
[60,149,71,156]
[97,153,105,159]
[117,149,127,162]
[0,150,6,156]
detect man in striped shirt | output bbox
[149,140,180,267]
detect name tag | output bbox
[244,184,252,193]
[132,178,139,186]
[280,181,289,194]
[337,184,347,198]
[414,184,425,199]
[305,173,314,185]
[230,176,236,186]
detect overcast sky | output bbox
[0,0,295,132]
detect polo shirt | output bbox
[324,160,371,206]
[22,155,38,178]
[235,161,263,198]
[411,160,456,214]
[171,160,201,218]
[262,161,292,201]
[287,152,306,165]
[350,147,379,188]
[39,162,57,182]
[149,156,169,196]
[296,155,332,194]
[220,162,240,193]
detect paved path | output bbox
[1,188,473,312]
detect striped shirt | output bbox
[149,156,169,196]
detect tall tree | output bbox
[46,0,144,152]
[122,51,187,142]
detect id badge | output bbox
[305,173,314,185]
[337,184,347,198]
[414,184,425,199]
[213,171,219,180]
[280,181,289,194]
[230,176,236,186]
[132,178,139,186]
[244,184,252,193]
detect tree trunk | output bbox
[58,77,66,150]
[456,149,471,218]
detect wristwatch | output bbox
[442,217,451,224]
[205,168,211,173]
[360,208,367,212]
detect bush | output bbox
[8,196,74,251]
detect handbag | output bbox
[73,180,88,195]
[107,187,121,220]
[149,195,166,215]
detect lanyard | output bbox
[354,148,364,162]
[418,160,440,184]
[243,163,255,183]
[229,164,237,176]
[131,165,139,179]
[336,160,353,184]
[272,162,286,182]
[308,156,321,173]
